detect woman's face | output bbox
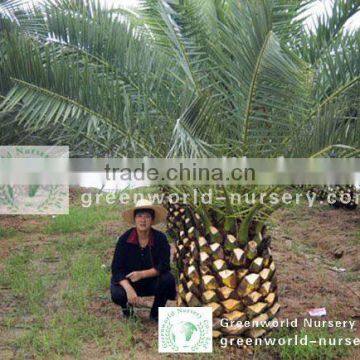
[134,211,153,232]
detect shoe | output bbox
[149,313,158,323]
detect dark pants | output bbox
[110,272,176,319]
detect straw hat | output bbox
[122,199,168,225]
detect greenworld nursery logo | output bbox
[0,146,69,215]
[158,307,212,353]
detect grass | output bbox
[0,250,51,314]
[343,271,360,282]
[45,205,119,234]
[0,203,158,359]
[0,202,187,358]
[256,328,354,360]
[15,310,122,358]
[55,234,114,256]
[1,241,122,358]
[350,231,360,246]
[1,201,359,359]
[0,226,17,238]
[288,236,318,257]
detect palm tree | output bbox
[0,0,359,338]
[0,0,70,146]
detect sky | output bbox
[101,0,360,32]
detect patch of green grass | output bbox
[257,327,354,360]
[350,231,360,246]
[343,271,360,282]
[0,226,17,238]
[0,251,51,314]
[55,234,114,258]
[1,203,172,359]
[60,252,109,310]
[120,317,145,348]
[55,236,85,255]
[290,238,318,257]
[11,249,118,358]
[0,195,236,359]
[45,205,119,234]
[15,310,112,358]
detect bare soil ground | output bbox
[0,202,359,359]
[273,206,360,323]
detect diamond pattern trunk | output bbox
[164,198,280,339]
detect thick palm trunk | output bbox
[164,198,280,339]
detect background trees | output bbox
[0,0,359,157]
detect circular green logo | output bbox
[159,308,212,353]
[170,321,199,347]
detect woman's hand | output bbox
[126,287,139,305]
[126,271,144,282]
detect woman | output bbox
[110,199,176,322]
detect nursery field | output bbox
[1,0,360,359]
[0,191,359,359]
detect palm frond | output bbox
[1,78,161,156]
[296,0,360,64]
[209,0,310,155]
[167,94,220,158]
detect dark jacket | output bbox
[111,227,172,284]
